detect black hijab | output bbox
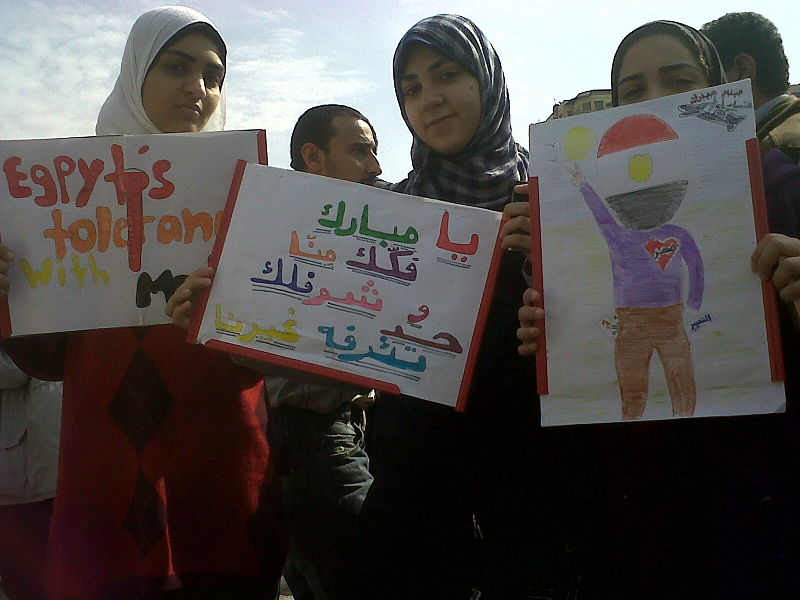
[611,20,726,107]
[392,14,528,210]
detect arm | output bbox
[0,350,30,389]
[0,241,67,380]
[0,334,67,381]
[679,230,704,311]
[566,166,619,236]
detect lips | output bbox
[426,114,454,129]
[176,104,202,120]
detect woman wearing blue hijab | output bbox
[355,15,543,598]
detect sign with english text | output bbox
[190,163,503,409]
[0,130,266,336]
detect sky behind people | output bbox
[3,0,798,182]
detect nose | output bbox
[184,73,207,99]
[420,86,444,110]
[367,151,382,177]
[639,84,667,104]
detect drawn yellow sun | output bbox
[563,126,595,161]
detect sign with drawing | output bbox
[190,163,503,409]
[0,131,265,337]
[529,80,786,425]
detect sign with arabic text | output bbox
[0,130,266,336]
[190,162,503,409]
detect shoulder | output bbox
[761,98,800,159]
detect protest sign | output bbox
[190,162,503,409]
[0,130,265,336]
[529,81,786,425]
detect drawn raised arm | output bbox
[566,163,585,186]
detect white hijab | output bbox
[96,6,227,135]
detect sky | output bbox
[3,0,800,183]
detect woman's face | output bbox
[141,32,224,133]
[399,45,481,155]
[616,33,710,105]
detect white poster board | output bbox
[191,162,503,409]
[0,130,265,336]
[530,81,785,425]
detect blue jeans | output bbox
[269,402,372,600]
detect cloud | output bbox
[224,27,376,167]
[2,1,129,140]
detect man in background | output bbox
[268,104,381,600]
[701,12,800,598]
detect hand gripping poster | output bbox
[530,80,786,426]
[0,131,265,337]
[190,162,503,409]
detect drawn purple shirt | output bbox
[579,182,704,310]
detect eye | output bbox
[204,71,223,88]
[619,86,643,103]
[439,70,459,82]
[164,61,186,75]
[670,76,697,90]
[402,83,421,97]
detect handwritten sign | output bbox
[190,162,502,409]
[0,131,266,336]
[530,81,786,425]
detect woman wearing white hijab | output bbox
[1,7,285,600]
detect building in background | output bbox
[548,89,612,120]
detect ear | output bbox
[727,53,757,82]
[301,142,326,175]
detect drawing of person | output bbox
[569,114,704,419]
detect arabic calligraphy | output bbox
[680,87,749,132]
[318,201,419,246]
[346,245,418,281]
[215,304,300,343]
[251,257,316,293]
[303,279,383,311]
[289,231,336,262]
[318,326,428,372]
[690,313,712,333]
[379,324,463,353]
[436,210,479,263]
[407,305,430,324]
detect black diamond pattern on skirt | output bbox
[108,347,174,455]
[124,469,167,556]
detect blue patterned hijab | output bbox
[392,14,528,210]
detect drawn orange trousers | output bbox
[614,304,696,420]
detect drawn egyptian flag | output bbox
[593,114,688,232]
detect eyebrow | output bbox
[618,62,701,86]
[400,57,451,82]
[350,140,377,151]
[162,49,224,72]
